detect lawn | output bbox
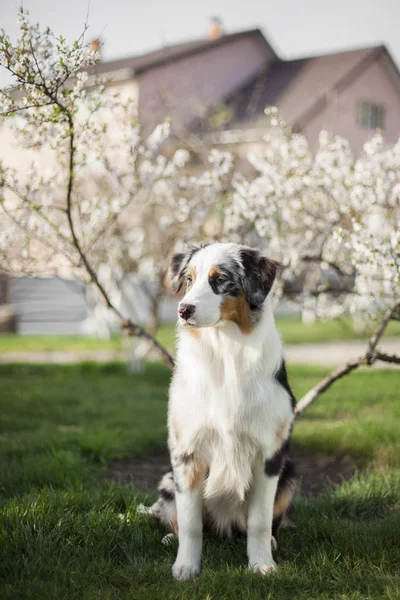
[0,333,125,354]
[1,316,399,354]
[0,362,399,599]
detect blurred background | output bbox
[1,0,400,347]
[1,3,399,597]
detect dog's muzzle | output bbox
[178,303,195,321]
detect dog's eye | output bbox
[215,275,226,284]
[186,275,192,285]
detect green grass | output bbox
[1,317,399,354]
[157,318,400,350]
[1,363,399,599]
[276,317,400,345]
[0,333,125,353]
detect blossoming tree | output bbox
[223,109,400,411]
[1,10,398,410]
[0,8,232,365]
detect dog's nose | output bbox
[178,303,195,321]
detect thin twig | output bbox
[375,351,400,365]
[0,101,54,116]
[295,301,400,415]
[62,116,174,369]
[1,37,175,369]
[302,254,351,278]
[295,357,362,416]
[365,303,400,363]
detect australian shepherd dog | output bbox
[139,242,298,580]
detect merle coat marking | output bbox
[139,243,298,580]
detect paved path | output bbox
[285,338,399,367]
[0,349,124,364]
[0,338,398,367]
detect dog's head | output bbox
[170,243,279,333]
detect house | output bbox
[88,24,400,152]
[2,24,400,335]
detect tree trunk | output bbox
[146,283,164,336]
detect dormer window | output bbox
[357,103,384,130]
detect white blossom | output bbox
[223,111,399,321]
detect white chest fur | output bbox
[168,302,294,501]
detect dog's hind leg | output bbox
[138,471,179,535]
[273,458,298,538]
[137,504,155,516]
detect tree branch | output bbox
[375,351,400,365]
[365,303,400,364]
[302,254,348,277]
[1,28,175,370]
[62,115,174,369]
[295,357,362,415]
[295,301,400,415]
[0,101,55,116]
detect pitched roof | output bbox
[224,57,310,124]
[277,46,389,129]
[88,29,400,136]
[217,45,399,131]
[88,29,276,77]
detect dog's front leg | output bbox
[247,457,279,574]
[171,460,205,581]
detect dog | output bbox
[139,242,298,580]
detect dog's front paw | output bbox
[172,561,201,581]
[249,560,277,575]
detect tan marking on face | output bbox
[187,266,196,287]
[208,265,221,279]
[184,266,200,336]
[273,479,298,518]
[220,294,253,335]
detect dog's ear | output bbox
[238,247,279,308]
[169,252,187,293]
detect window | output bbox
[357,103,384,130]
